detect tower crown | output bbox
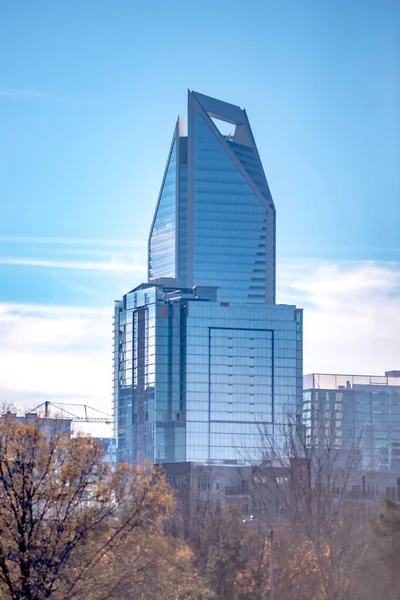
[148,91,276,304]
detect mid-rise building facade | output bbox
[114,284,302,464]
[303,371,400,472]
[113,91,302,464]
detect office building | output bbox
[113,92,302,464]
[114,284,302,463]
[303,371,400,472]
[148,91,276,304]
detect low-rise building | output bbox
[162,462,252,513]
[1,411,72,437]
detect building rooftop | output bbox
[304,372,400,390]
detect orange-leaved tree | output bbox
[0,416,207,600]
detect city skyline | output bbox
[0,1,398,434]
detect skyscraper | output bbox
[148,91,276,304]
[113,92,302,465]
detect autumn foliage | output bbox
[0,417,207,600]
[0,415,399,599]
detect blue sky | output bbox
[0,0,399,427]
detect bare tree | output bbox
[250,417,368,600]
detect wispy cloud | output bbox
[0,235,146,247]
[0,257,146,272]
[0,88,50,99]
[0,236,147,274]
[0,236,147,303]
[0,302,109,317]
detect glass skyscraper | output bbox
[113,91,302,465]
[303,372,400,472]
[148,91,276,304]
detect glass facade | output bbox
[114,285,302,464]
[303,373,400,472]
[177,138,188,285]
[148,91,276,304]
[192,111,269,303]
[148,137,177,280]
[114,91,302,464]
